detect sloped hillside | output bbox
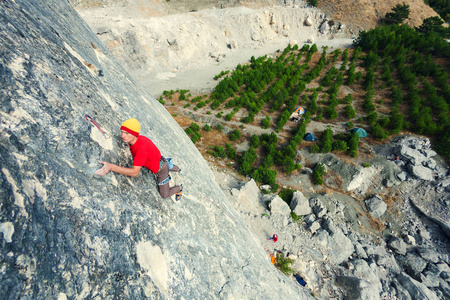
[0,0,311,299]
[318,0,439,30]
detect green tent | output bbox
[349,128,368,138]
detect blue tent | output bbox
[303,133,317,141]
[349,128,368,138]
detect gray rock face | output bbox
[314,219,353,265]
[290,191,312,216]
[365,195,387,218]
[397,272,439,300]
[388,236,407,256]
[0,1,311,299]
[337,259,382,300]
[269,196,291,216]
[310,198,327,218]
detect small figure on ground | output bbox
[394,156,399,162]
[267,234,278,243]
[95,118,183,200]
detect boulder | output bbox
[236,179,261,212]
[407,164,434,181]
[365,195,387,218]
[309,198,327,218]
[319,20,330,34]
[304,16,313,26]
[420,272,440,288]
[402,253,428,280]
[417,246,440,263]
[308,221,321,234]
[290,191,312,216]
[269,196,291,216]
[388,236,407,256]
[337,260,382,300]
[314,221,353,265]
[397,272,439,300]
[392,279,412,300]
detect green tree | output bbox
[321,127,333,153]
[229,129,241,141]
[262,116,271,129]
[385,3,410,24]
[347,132,359,157]
[416,16,450,38]
[225,143,236,159]
[250,134,260,148]
[312,163,326,185]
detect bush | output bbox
[310,144,320,153]
[275,252,295,275]
[190,122,200,132]
[251,166,277,186]
[320,127,333,153]
[312,163,326,185]
[344,105,356,119]
[332,140,347,151]
[229,129,241,141]
[225,143,236,159]
[347,132,359,157]
[213,145,226,158]
[216,124,223,132]
[362,163,371,168]
[262,116,271,129]
[250,135,260,148]
[191,132,202,144]
[203,124,211,132]
[185,127,193,135]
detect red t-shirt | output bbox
[129,136,161,173]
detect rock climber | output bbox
[94,118,183,200]
[267,234,278,243]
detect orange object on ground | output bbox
[270,254,276,264]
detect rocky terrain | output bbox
[211,134,450,299]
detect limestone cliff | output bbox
[0,1,311,298]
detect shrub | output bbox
[362,163,371,168]
[320,127,333,153]
[312,163,326,185]
[261,116,271,129]
[310,144,320,153]
[216,124,223,132]
[275,252,295,275]
[344,105,356,119]
[203,124,211,132]
[332,140,347,151]
[191,132,201,143]
[225,143,236,159]
[185,127,193,135]
[347,132,359,157]
[229,129,241,141]
[238,148,257,175]
[250,135,260,148]
[190,122,200,132]
[251,166,277,186]
[213,145,226,158]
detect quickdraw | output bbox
[84,114,111,138]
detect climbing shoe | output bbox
[175,185,183,201]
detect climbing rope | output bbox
[84,114,111,138]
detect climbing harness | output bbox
[84,114,111,138]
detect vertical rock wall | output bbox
[0,0,311,298]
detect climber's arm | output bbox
[95,161,141,177]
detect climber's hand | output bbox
[95,161,112,176]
